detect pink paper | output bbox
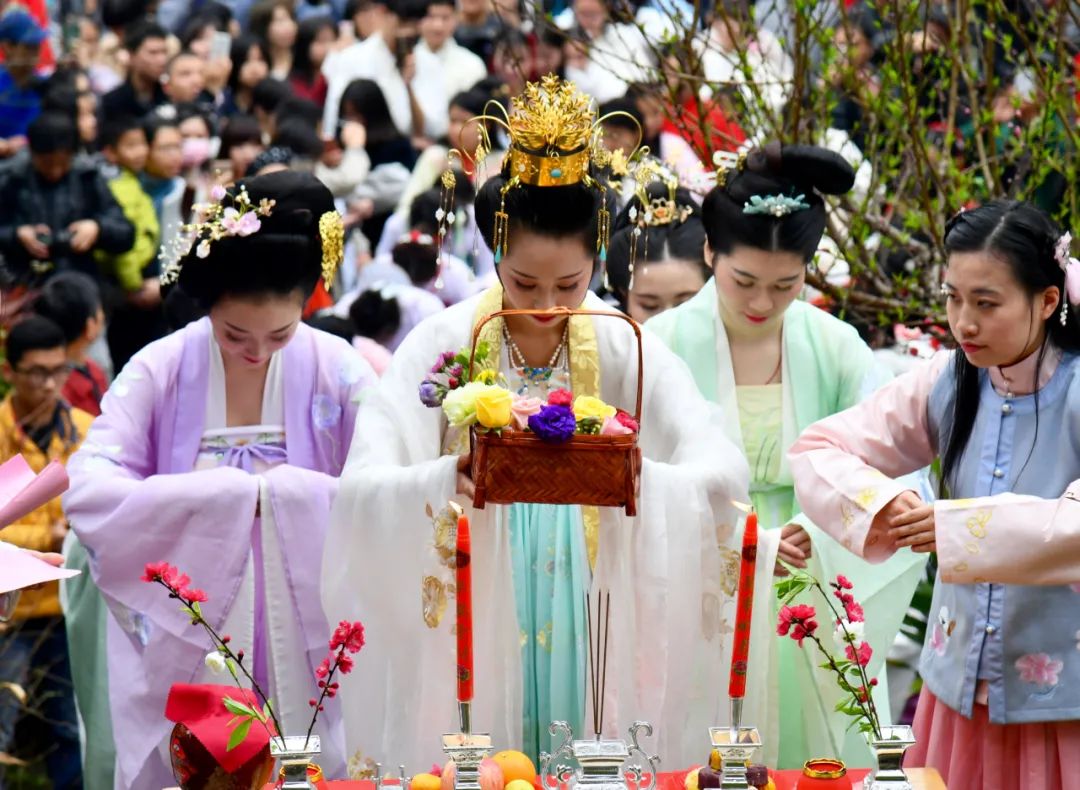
[0,542,79,594]
[0,456,70,529]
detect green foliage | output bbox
[533,0,1080,329]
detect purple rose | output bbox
[419,380,443,408]
[528,404,577,444]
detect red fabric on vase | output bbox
[166,683,275,773]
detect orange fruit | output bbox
[492,750,537,785]
[413,774,442,790]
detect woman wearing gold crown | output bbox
[322,77,780,769]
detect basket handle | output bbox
[469,307,644,422]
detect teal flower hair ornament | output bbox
[743,193,811,218]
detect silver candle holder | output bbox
[706,726,763,790]
[442,702,493,790]
[540,721,659,790]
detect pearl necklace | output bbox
[503,322,569,384]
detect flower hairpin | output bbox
[400,230,437,246]
[1055,232,1080,325]
[743,193,811,218]
[713,149,746,188]
[160,185,275,285]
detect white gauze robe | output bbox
[322,289,781,771]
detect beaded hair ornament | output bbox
[622,158,695,291]
[713,147,812,218]
[439,75,642,266]
[160,184,346,290]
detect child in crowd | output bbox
[32,272,109,416]
[0,317,92,789]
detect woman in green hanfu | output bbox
[648,143,927,769]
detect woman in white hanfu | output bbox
[322,76,781,772]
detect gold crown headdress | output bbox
[620,158,694,291]
[440,75,642,266]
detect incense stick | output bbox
[600,592,610,738]
[586,590,612,739]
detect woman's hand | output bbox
[888,502,936,553]
[875,490,936,553]
[456,453,475,499]
[774,522,811,576]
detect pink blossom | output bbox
[777,604,818,647]
[315,656,332,679]
[179,587,208,604]
[930,624,947,656]
[337,653,355,674]
[845,641,873,667]
[1015,653,1064,687]
[222,207,262,237]
[510,395,544,430]
[844,600,865,623]
[141,561,172,583]
[329,620,365,653]
[210,184,227,201]
[600,415,633,436]
[834,575,853,590]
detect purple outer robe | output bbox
[63,318,374,788]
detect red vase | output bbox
[169,723,275,790]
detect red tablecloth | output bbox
[289,769,875,790]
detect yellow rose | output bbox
[475,385,513,429]
[573,395,616,422]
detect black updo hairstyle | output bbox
[349,289,401,345]
[475,171,617,265]
[939,200,1080,490]
[701,142,856,263]
[605,180,708,306]
[389,189,444,284]
[175,171,336,309]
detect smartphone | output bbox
[210,31,231,60]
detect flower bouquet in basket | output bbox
[142,562,364,789]
[417,309,643,515]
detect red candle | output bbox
[456,515,474,702]
[728,510,757,699]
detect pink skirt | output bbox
[907,688,1080,789]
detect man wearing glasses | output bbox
[0,315,90,788]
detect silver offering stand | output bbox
[540,721,660,790]
[442,701,493,790]
[374,762,413,790]
[707,726,763,790]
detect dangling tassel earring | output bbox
[435,170,457,290]
[493,182,512,264]
[596,186,610,264]
[1061,300,1069,326]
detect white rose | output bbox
[833,619,866,650]
[204,651,228,675]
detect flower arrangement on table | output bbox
[775,572,882,739]
[142,562,364,755]
[418,343,638,440]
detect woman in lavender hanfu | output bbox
[62,172,376,788]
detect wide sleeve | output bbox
[788,353,950,562]
[935,485,1080,585]
[62,354,261,644]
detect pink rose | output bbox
[1015,652,1064,687]
[510,395,543,430]
[548,388,573,407]
[600,415,633,436]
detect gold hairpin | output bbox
[318,211,345,290]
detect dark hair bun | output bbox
[702,142,855,263]
[176,171,336,307]
[350,288,402,342]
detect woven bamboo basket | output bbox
[468,308,643,516]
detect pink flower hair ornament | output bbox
[1054,232,1080,318]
